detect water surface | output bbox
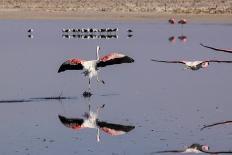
[0,20,232,155]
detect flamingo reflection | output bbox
[151,59,232,70]
[156,143,232,154]
[58,101,135,142]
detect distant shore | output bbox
[0,0,232,22]
[0,9,232,22]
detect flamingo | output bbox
[58,46,134,91]
[156,143,210,153]
[151,59,232,70]
[200,43,232,53]
[201,120,232,131]
[58,104,135,142]
[168,18,176,24]
[178,19,187,25]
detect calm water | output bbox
[0,20,232,155]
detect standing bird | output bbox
[178,19,187,25]
[156,143,210,153]
[201,120,232,131]
[168,18,176,24]
[58,46,134,91]
[200,43,232,54]
[58,104,135,142]
[151,59,232,70]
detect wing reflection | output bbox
[58,99,135,142]
[156,143,232,154]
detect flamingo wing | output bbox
[97,53,134,67]
[200,43,232,53]
[201,120,232,130]
[155,150,184,153]
[97,120,135,136]
[58,58,84,73]
[151,59,185,64]
[207,60,232,63]
[58,115,84,130]
[202,150,232,154]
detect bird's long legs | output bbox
[96,71,105,84]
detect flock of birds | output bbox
[150,18,232,154]
[61,28,119,39]
[26,21,232,152]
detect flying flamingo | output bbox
[58,104,135,142]
[201,120,232,131]
[58,46,134,91]
[200,43,232,53]
[151,59,232,70]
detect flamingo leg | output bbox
[96,71,105,84]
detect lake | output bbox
[0,19,232,155]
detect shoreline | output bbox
[0,10,232,22]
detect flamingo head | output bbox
[202,145,210,151]
[201,61,209,68]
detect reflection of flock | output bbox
[62,28,119,39]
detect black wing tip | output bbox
[125,56,135,63]
[58,64,66,73]
[58,115,67,123]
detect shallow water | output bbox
[0,20,232,155]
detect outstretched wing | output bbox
[207,60,232,63]
[201,120,232,130]
[155,150,184,153]
[97,53,134,67]
[151,59,185,64]
[58,58,84,73]
[202,150,232,154]
[58,115,84,130]
[97,120,135,136]
[200,43,232,53]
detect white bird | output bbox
[58,46,134,91]
[58,104,135,142]
[151,59,232,70]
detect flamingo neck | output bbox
[96,46,100,61]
